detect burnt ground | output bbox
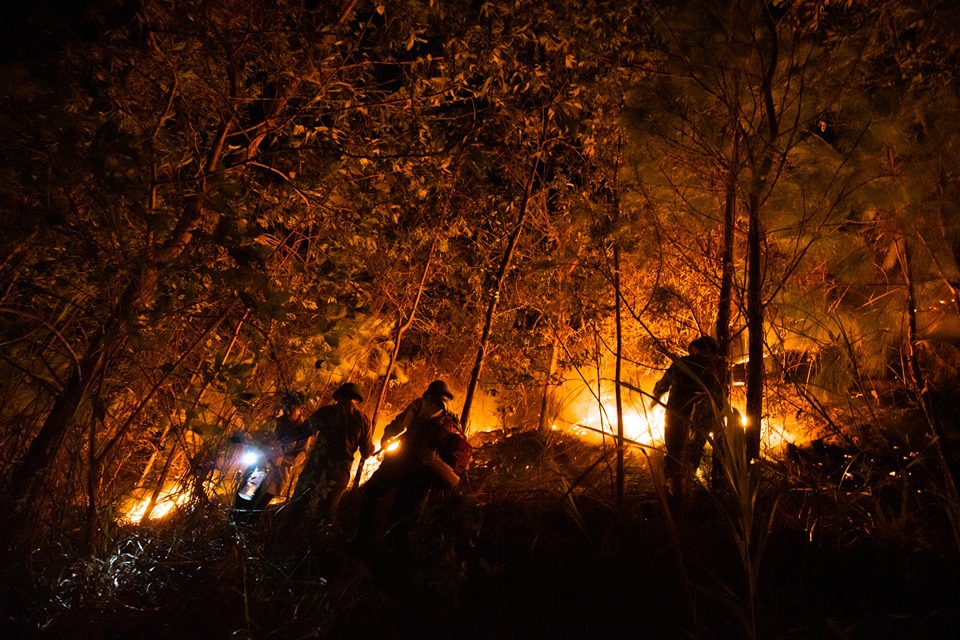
[3,429,960,639]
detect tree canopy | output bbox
[1,0,959,592]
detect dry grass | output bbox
[3,428,960,639]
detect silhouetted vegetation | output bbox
[3,1,960,637]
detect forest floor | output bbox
[3,429,960,639]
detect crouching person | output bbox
[352,380,469,556]
[233,391,311,525]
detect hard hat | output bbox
[281,390,305,409]
[333,382,365,402]
[689,336,719,355]
[425,380,454,401]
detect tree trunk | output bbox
[613,242,626,508]
[85,402,103,554]
[460,155,541,432]
[370,241,436,432]
[0,341,110,554]
[537,338,560,433]
[745,194,764,461]
[141,441,180,523]
[744,3,780,462]
[716,137,740,374]
[611,135,626,507]
[899,238,960,502]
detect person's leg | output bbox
[689,428,708,476]
[384,467,432,555]
[708,420,727,490]
[663,411,690,496]
[320,460,352,523]
[354,461,402,548]
[690,401,723,491]
[286,465,316,521]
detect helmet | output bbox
[333,382,365,402]
[424,380,454,401]
[281,390,305,409]
[689,336,719,355]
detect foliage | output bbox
[1,3,960,635]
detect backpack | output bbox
[433,410,473,475]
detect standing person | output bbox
[650,336,724,499]
[352,379,457,554]
[233,391,312,525]
[288,382,374,523]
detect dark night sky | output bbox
[0,1,93,63]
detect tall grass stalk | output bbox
[713,406,784,640]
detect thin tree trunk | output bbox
[460,153,542,432]
[141,442,180,523]
[370,240,436,431]
[538,262,576,434]
[138,420,173,488]
[744,4,780,463]
[611,135,625,507]
[0,341,110,554]
[537,339,560,433]
[901,239,926,394]
[354,242,436,488]
[613,242,626,508]
[85,400,101,553]
[745,194,764,461]
[898,238,960,503]
[716,136,740,375]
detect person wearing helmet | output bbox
[353,380,456,554]
[281,390,306,411]
[234,391,311,525]
[288,382,374,523]
[650,336,724,501]
[378,379,454,447]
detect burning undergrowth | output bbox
[5,420,960,639]
[778,432,960,551]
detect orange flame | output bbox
[561,390,801,458]
[559,393,665,449]
[119,483,191,525]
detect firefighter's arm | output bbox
[351,416,375,490]
[262,440,285,466]
[380,404,414,447]
[276,420,314,444]
[650,369,673,409]
[359,415,375,459]
[280,443,309,468]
